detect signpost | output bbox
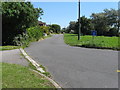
[91,30,97,36]
[91,30,97,45]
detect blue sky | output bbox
[32,2,118,28]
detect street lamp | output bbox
[78,0,81,40]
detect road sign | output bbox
[91,30,97,36]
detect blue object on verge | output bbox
[91,30,97,36]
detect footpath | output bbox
[1,49,29,66]
[1,48,61,89]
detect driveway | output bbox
[1,49,29,66]
[25,34,118,88]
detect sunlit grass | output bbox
[2,63,55,88]
[64,34,119,50]
[0,46,20,51]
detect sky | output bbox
[32,2,118,28]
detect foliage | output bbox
[80,16,93,35]
[68,21,76,33]
[65,9,119,36]
[61,28,66,33]
[0,46,20,51]
[91,9,118,36]
[65,16,92,35]
[64,34,119,50]
[13,26,44,47]
[27,26,44,41]
[2,2,43,45]
[49,24,61,33]
[13,33,30,47]
[40,26,50,35]
[2,63,55,88]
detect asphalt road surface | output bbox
[25,34,118,88]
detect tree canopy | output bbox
[2,2,43,45]
[49,24,61,33]
[91,9,118,36]
[65,9,119,36]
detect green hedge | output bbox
[13,26,44,47]
[27,26,43,41]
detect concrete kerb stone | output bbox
[19,48,62,89]
[20,48,45,73]
[32,70,62,89]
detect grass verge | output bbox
[2,63,55,88]
[20,50,51,78]
[0,46,20,51]
[27,35,52,77]
[64,34,119,50]
[28,61,51,78]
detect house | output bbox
[38,21,46,26]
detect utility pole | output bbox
[78,0,81,40]
[118,1,120,90]
[118,1,120,33]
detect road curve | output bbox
[25,34,118,88]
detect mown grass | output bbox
[64,34,119,50]
[0,46,20,51]
[2,63,55,88]
[28,60,51,78]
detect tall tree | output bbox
[2,2,43,45]
[50,24,61,33]
[91,9,118,36]
[80,16,92,35]
[66,16,92,35]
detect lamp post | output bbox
[78,0,81,40]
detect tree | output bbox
[50,24,61,33]
[80,16,92,35]
[40,26,50,35]
[66,9,118,36]
[2,2,43,45]
[61,28,66,33]
[91,9,118,36]
[66,16,92,35]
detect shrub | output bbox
[13,33,30,47]
[27,26,44,41]
[2,2,43,45]
[13,26,44,47]
[40,26,50,35]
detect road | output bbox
[25,34,118,88]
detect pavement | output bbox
[25,34,118,88]
[1,48,61,89]
[1,49,29,66]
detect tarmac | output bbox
[1,49,29,66]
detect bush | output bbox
[13,33,29,47]
[49,24,61,33]
[13,26,44,47]
[27,26,44,41]
[40,26,50,35]
[2,2,43,45]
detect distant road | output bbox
[25,34,118,88]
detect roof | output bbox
[38,21,46,25]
